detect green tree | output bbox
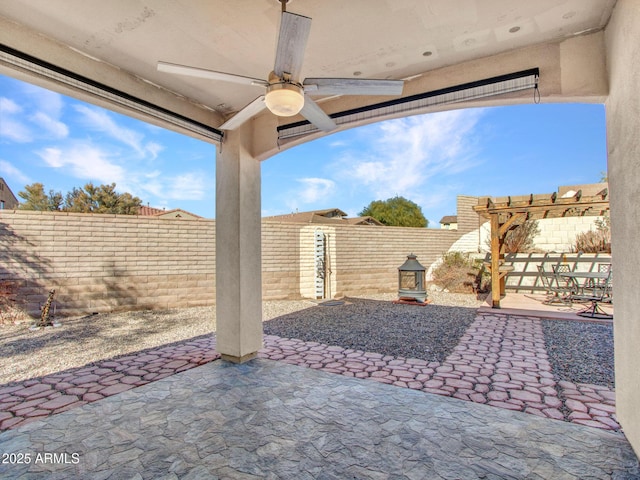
[18,183,63,211]
[359,196,428,227]
[64,182,142,214]
[19,182,142,214]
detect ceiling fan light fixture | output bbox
[265,82,304,116]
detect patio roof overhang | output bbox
[473,188,610,308]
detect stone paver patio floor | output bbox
[1,359,638,479]
[1,312,619,433]
[1,310,637,477]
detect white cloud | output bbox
[165,172,207,200]
[0,159,30,184]
[139,171,208,201]
[30,112,69,139]
[341,109,485,201]
[74,105,161,158]
[1,93,69,141]
[0,97,21,114]
[21,84,64,118]
[0,118,32,143]
[283,177,336,210]
[145,141,164,159]
[36,144,125,184]
[0,98,32,142]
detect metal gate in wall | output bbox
[314,229,327,299]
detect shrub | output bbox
[484,219,541,253]
[432,251,488,293]
[572,214,611,253]
[0,280,28,325]
[503,220,541,253]
[573,230,611,253]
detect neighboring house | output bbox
[137,205,202,219]
[439,215,458,230]
[264,208,383,226]
[0,178,19,210]
[155,208,202,220]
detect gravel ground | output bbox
[0,291,615,391]
[263,294,480,362]
[541,319,615,389]
[0,292,481,385]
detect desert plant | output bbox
[503,220,540,253]
[573,229,611,253]
[484,219,541,254]
[432,251,488,293]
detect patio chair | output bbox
[537,265,573,305]
[572,269,613,319]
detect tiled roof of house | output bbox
[137,206,202,219]
[264,208,382,226]
[154,208,202,219]
[138,205,165,216]
[439,215,458,224]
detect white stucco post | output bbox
[215,125,263,363]
[605,0,640,456]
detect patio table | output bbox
[559,271,610,295]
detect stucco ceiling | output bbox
[0,0,617,134]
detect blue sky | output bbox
[1,73,606,226]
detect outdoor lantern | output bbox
[397,253,427,303]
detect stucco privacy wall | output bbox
[605,0,640,456]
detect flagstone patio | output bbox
[1,358,638,479]
[0,303,637,478]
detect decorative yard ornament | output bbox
[30,289,61,330]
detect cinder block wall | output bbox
[0,211,216,316]
[1,203,482,315]
[331,225,461,296]
[534,217,605,252]
[261,221,302,300]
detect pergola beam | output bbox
[474,190,610,308]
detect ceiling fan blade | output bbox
[304,78,404,96]
[158,61,268,86]
[273,11,312,80]
[219,96,267,130]
[300,96,337,132]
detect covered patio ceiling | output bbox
[0,0,617,155]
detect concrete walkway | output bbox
[0,312,619,433]
[1,359,638,479]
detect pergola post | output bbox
[215,125,263,363]
[490,213,502,308]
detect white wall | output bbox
[605,0,640,456]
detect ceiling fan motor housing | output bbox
[265,81,305,116]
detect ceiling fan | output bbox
[157,0,404,132]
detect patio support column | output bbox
[490,213,501,308]
[215,125,262,363]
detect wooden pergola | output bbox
[473,188,610,308]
